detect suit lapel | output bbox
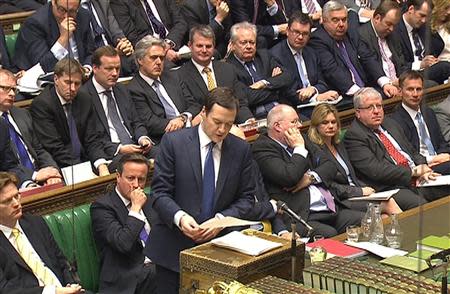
[112,87,132,134]
[214,137,231,208]
[136,0,151,26]
[88,80,110,135]
[138,74,164,109]
[50,88,70,139]
[0,231,30,272]
[161,73,184,110]
[188,127,202,193]
[187,60,209,97]
[153,0,168,26]
[199,0,209,22]
[9,108,36,160]
[399,20,413,59]
[91,0,112,43]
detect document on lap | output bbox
[199,216,260,230]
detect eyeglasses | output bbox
[288,28,310,38]
[54,0,79,16]
[358,104,383,112]
[0,84,19,94]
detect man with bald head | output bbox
[252,104,363,238]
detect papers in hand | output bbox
[297,95,343,109]
[417,175,450,187]
[345,241,408,258]
[199,216,259,230]
[17,63,45,93]
[178,45,191,59]
[61,161,97,185]
[349,189,399,201]
[211,231,283,256]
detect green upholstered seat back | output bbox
[339,129,347,141]
[44,204,99,292]
[4,33,17,58]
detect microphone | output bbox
[277,200,314,233]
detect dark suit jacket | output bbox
[89,0,126,47]
[30,86,109,168]
[0,25,12,71]
[110,0,187,47]
[343,117,427,191]
[251,133,337,220]
[435,96,450,143]
[226,49,295,108]
[0,215,76,290]
[391,104,450,155]
[146,126,255,272]
[14,3,95,72]
[270,40,329,103]
[0,119,32,185]
[309,25,385,95]
[177,59,254,123]
[80,79,147,156]
[358,21,409,77]
[91,190,152,293]
[9,106,58,170]
[127,71,197,143]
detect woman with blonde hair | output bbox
[308,104,402,214]
[431,0,450,62]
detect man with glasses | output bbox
[15,0,95,73]
[226,21,294,118]
[344,87,447,202]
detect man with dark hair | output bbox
[146,87,255,294]
[81,46,155,159]
[30,58,110,175]
[391,0,450,84]
[0,172,84,294]
[178,25,254,123]
[91,153,155,294]
[14,0,94,73]
[391,70,450,174]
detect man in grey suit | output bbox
[0,69,62,186]
[435,95,450,143]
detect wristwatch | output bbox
[178,114,188,125]
[307,172,317,184]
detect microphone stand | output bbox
[288,216,314,282]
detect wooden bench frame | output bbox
[0,11,34,35]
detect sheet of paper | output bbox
[345,241,408,258]
[297,96,343,109]
[349,189,400,201]
[61,161,97,185]
[17,63,45,93]
[178,45,191,59]
[199,216,260,229]
[417,175,450,187]
[210,231,283,256]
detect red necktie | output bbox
[374,129,409,168]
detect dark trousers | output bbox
[155,264,179,294]
[136,263,157,294]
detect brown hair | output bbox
[0,172,18,191]
[92,45,119,67]
[116,154,150,174]
[54,58,84,77]
[205,87,239,114]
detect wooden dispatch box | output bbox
[180,230,305,294]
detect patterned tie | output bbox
[1,112,34,170]
[374,129,410,168]
[294,52,310,87]
[153,80,177,119]
[64,103,81,160]
[104,90,133,145]
[337,41,364,87]
[139,227,149,243]
[200,142,216,222]
[412,30,424,61]
[317,185,336,212]
[378,38,397,80]
[304,0,317,14]
[202,67,216,91]
[286,146,294,155]
[143,0,167,39]
[85,1,107,48]
[11,228,59,286]
[244,61,262,83]
[416,112,436,156]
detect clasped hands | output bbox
[179,214,222,243]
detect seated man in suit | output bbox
[391,70,450,174]
[0,25,13,72]
[110,0,187,66]
[30,58,110,175]
[252,104,364,238]
[270,11,339,108]
[226,22,295,118]
[391,0,450,84]
[181,0,232,57]
[128,36,200,144]
[91,154,155,294]
[309,1,398,103]
[178,25,254,123]
[80,46,155,159]
[14,0,95,73]
[146,87,255,294]
[435,95,450,143]
[0,172,84,294]
[344,87,447,202]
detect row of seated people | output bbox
[0,0,449,104]
[1,80,450,294]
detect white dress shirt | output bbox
[140,0,169,38]
[403,15,424,71]
[402,103,434,161]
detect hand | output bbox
[417,171,440,185]
[420,55,438,69]
[411,164,432,178]
[165,49,180,62]
[215,0,229,23]
[310,11,321,21]
[119,144,144,154]
[179,214,202,240]
[249,80,267,90]
[97,164,110,176]
[285,173,311,193]
[297,87,316,101]
[165,117,185,133]
[139,138,153,154]
[116,38,134,56]
[359,8,374,18]
[361,187,375,196]
[35,167,62,183]
[283,127,304,148]
[191,113,203,126]
[57,17,77,47]
[429,153,450,166]
[83,66,92,79]
[264,0,276,6]
[382,83,398,98]
[14,70,25,79]
[316,90,339,102]
[279,231,300,240]
[45,177,63,185]
[129,187,147,212]
[277,23,288,35]
[195,226,222,243]
[271,66,282,77]
[56,284,83,294]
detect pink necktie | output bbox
[317,185,336,212]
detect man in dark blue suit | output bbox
[146,87,255,294]
[14,0,95,73]
[391,70,450,175]
[0,25,13,71]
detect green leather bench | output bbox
[4,33,17,58]
[43,204,100,292]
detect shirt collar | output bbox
[403,14,414,34]
[56,90,70,106]
[92,76,110,95]
[191,59,213,74]
[0,221,20,239]
[115,186,131,208]
[139,71,160,87]
[402,102,421,120]
[198,124,223,151]
[370,20,381,39]
[286,40,301,56]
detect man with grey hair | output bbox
[226,22,295,118]
[344,87,447,203]
[309,1,398,104]
[252,104,364,237]
[127,36,200,144]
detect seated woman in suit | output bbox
[307,104,402,214]
[431,0,450,63]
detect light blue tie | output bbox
[153,80,177,119]
[416,112,436,155]
[294,52,309,87]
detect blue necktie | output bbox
[245,61,262,83]
[200,142,216,222]
[286,146,294,155]
[412,30,424,61]
[104,90,133,145]
[337,41,364,87]
[64,103,81,160]
[153,80,177,119]
[294,52,310,87]
[85,1,107,48]
[416,112,436,156]
[1,112,34,170]
[140,227,149,243]
[143,0,167,39]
